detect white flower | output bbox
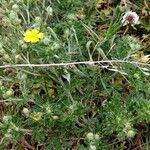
[122,11,139,26]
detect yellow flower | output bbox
[23,29,43,43]
[32,112,42,121]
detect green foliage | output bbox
[0,0,150,149]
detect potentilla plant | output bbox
[0,0,149,149]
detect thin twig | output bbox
[0,60,149,69]
[0,99,34,103]
[0,99,24,103]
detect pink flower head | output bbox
[122,11,139,26]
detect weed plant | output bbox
[0,0,150,149]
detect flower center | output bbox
[126,15,135,23]
[29,33,38,39]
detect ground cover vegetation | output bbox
[0,0,150,149]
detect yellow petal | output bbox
[23,29,43,43]
[37,32,44,39]
[30,37,39,43]
[23,36,31,42]
[31,29,40,34]
[23,30,32,36]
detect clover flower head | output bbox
[122,11,139,26]
[23,29,43,43]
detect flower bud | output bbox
[45,107,52,114]
[11,49,17,54]
[94,134,100,140]
[86,132,94,140]
[52,116,59,120]
[9,11,17,20]
[125,122,132,130]
[20,74,27,80]
[22,108,29,116]
[46,6,53,15]
[14,126,19,131]
[127,130,135,138]
[15,19,21,24]
[3,54,11,61]
[21,43,27,49]
[64,29,70,38]
[15,54,21,62]
[0,86,5,91]
[89,145,96,150]
[67,13,77,20]
[5,90,13,97]
[69,105,75,111]
[54,54,59,59]
[35,17,41,23]
[0,48,5,55]
[42,37,51,45]
[12,4,19,11]
[133,73,140,79]
[18,40,24,45]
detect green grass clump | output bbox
[0,0,150,149]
